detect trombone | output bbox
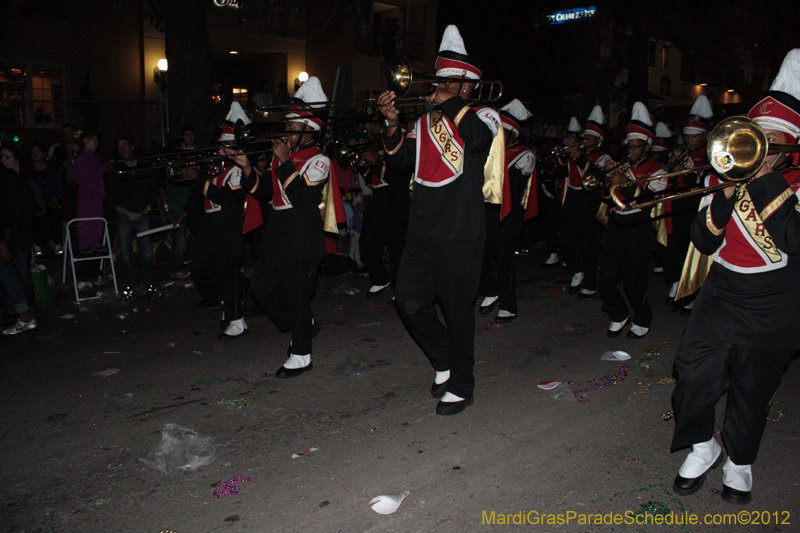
[253,56,504,117]
[609,116,800,211]
[110,127,300,176]
[334,140,384,175]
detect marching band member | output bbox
[664,95,713,309]
[377,24,501,415]
[247,77,344,377]
[358,131,412,300]
[558,105,613,298]
[478,99,537,323]
[539,117,580,268]
[650,121,673,164]
[190,103,261,340]
[599,101,666,339]
[670,48,800,506]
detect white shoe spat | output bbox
[284,353,311,369]
[678,437,721,479]
[439,392,464,403]
[722,458,752,492]
[480,295,498,307]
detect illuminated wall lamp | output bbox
[154,58,168,93]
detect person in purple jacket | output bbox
[71,131,108,252]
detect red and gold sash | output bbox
[415,110,466,187]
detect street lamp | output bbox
[154,59,168,93]
[295,71,309,92]
[154,58,169,144]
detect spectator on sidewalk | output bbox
[30,142,65,256]
[0,142,38,335]
[106,137,158,295]
[71,131,108,253]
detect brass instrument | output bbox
[665,145,691,172]
[582,154,634,191]
[551,141,585,158]
[114,146,277,179]
[233,123,305,149]
[609,116,800,211]
[253,56,503,117]
[334,140,383,175]
[386,56,504,103]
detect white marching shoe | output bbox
[673,437,722,496]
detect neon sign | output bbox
[548,6,597,25]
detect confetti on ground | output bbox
[597,484,692,533]
[215,397,253,409]
[357,322,381,327]
[628,376,676,403]
[190,377,252,386]
[291,447,318,459]
[239,357,255,365]
[768,402,784,422]
[60,314,75,319]
[213,476,251,498]
[570,349,663,403]
[476,323,500,333]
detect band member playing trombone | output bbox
[190,102,262,339]
[599,101,666,339]
[557,105,612,298]
[377,24,501,416]
[670,49,800,506]
[246,77,343,378]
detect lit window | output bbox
[0,63,65,127]
[232,87,248,105]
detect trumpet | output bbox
[609,116,800,211]
[551,141,585,158]
[582,155,634,191]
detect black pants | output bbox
[671,330,793,465]
[191,253,244,323]
[559,195,603,291]
[537,188,560,255]
[660,228,690,287]
[599,243,653,327]
[479,208,520,313]
[360,212,407,288]
[395,240,483,399]
[32,207,63,246]
[250,255,320,355]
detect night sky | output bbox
[434,0,800,122]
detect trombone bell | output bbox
[707,116,768,181]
